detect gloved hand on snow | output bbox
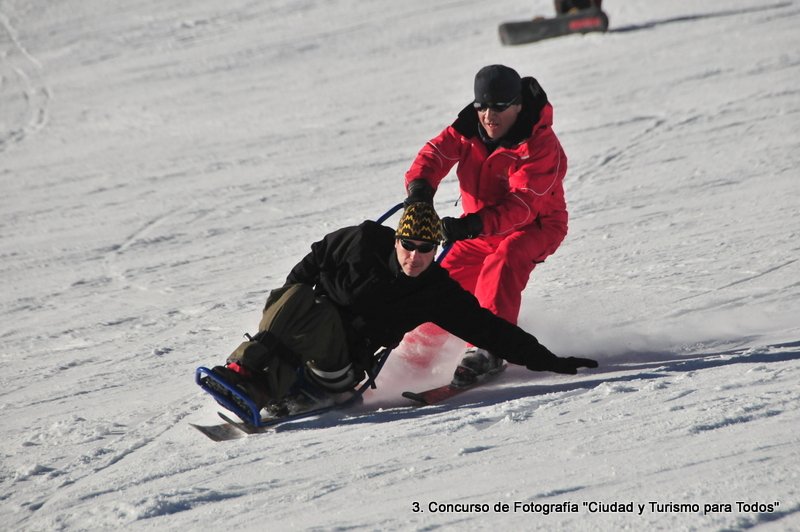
[525,343,599,375]
[546,356,599,375]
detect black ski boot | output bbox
[451,348,505,387]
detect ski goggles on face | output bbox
[473,96,520,112]
[399,239,436,253]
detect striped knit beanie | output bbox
[395,203,443,244]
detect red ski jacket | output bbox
[405,77,568,238]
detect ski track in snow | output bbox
[0,6,50,151]
[1,0,799,530]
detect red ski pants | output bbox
[440,221,566,324]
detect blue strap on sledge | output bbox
[196,345,393,428]
[195,366,263,427]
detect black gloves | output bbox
[441,213,483,244]
[547,356,599,375]
[526,344,599,375]
[405,179,484,244]
[404,178,434,206]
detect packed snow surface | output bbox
[1,0,798,530]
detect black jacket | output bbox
[285,221,555,369]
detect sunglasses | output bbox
[472,96,520,112]
[399,239,436,253]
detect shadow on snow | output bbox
[609,2,794,34]
[271,340,800,431]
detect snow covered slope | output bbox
[1,0,798,529]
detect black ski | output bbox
[190,418,249,441]
[191,396,357,441]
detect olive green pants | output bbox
[227,284,351,399]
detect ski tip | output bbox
[190,422,245,442]
[401,391,430,405]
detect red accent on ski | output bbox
[568,16,603,31]
[402,365,506,406]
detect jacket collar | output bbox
[389,247,403,278]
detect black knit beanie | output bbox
[474,64,522,104]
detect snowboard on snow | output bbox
[499,8,609,46]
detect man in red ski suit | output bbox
[403,64,568,386]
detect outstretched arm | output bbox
[432,276,597,375]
